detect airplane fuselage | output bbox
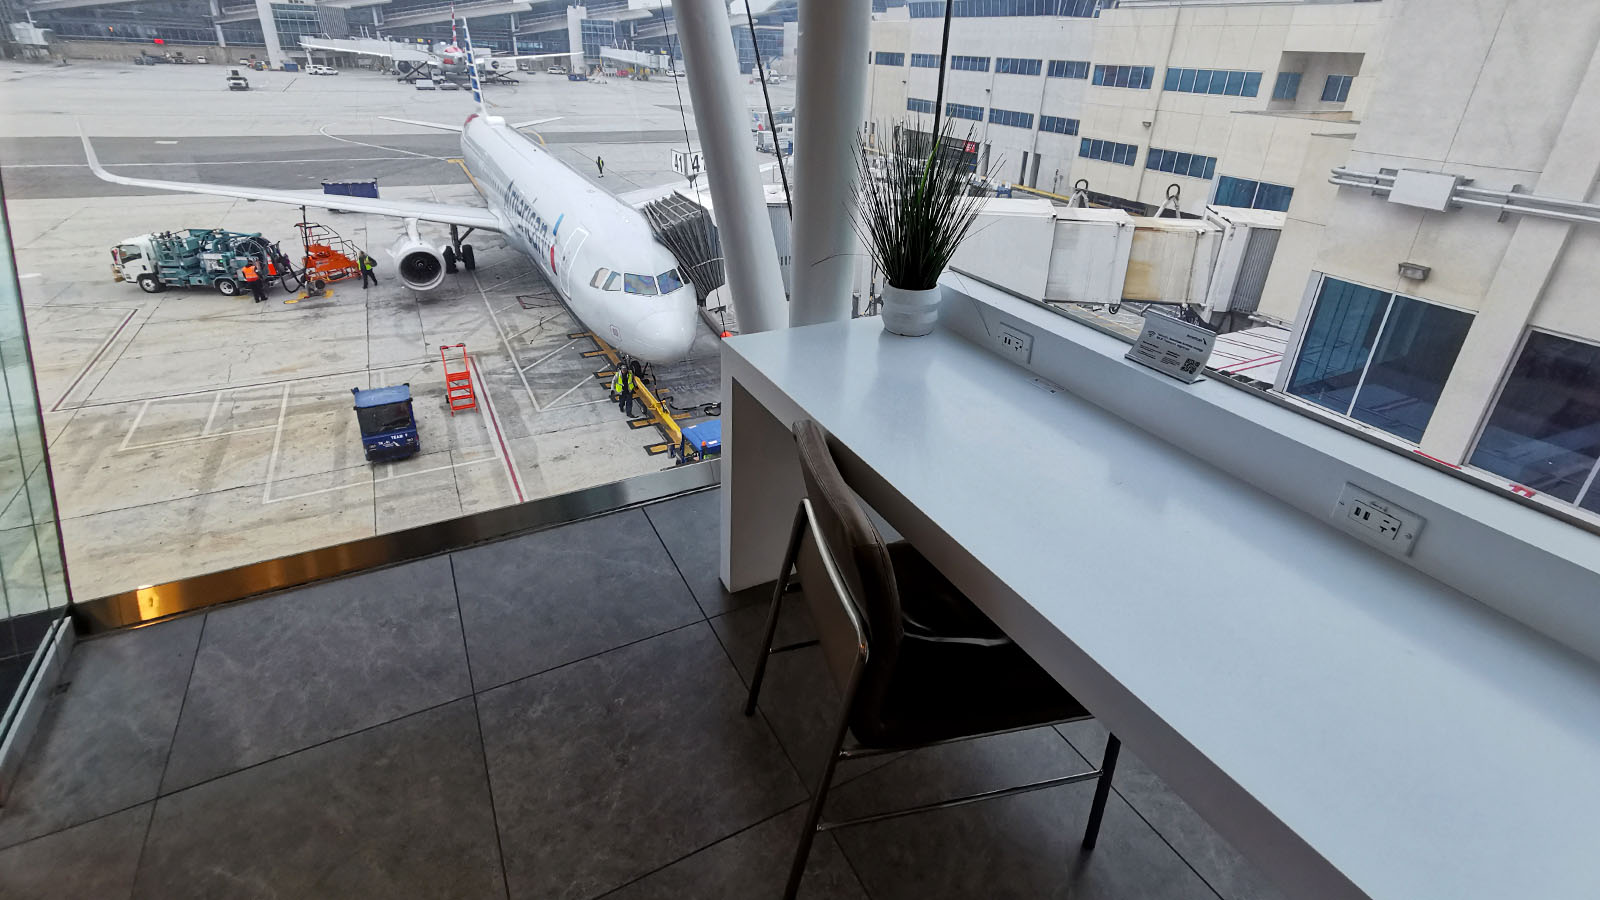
[459,114,698,363]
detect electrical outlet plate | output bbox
[1332,483,1424,556]
[997,323,1033,363]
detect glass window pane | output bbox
[623,273,658,294]
[1191,70,1210,93]
[1470,332,1600,504]
[1178,68,1196,92]
[1243,71,1262,97]
[1175,152,1191,174]
[1208,70,1228,94]
[1164,68,1180,91]
[657,269,685,293]
[1348,296,1473,442]
[1287,278,1391,414]
[1225,71,1245,95]
[1203,157,1217,180]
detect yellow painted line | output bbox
[450,158,486,197]
[1010,184,1077,203]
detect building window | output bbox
[1093,65,1155,89]
[995,57,1042,76]
[988,108,1034,128]
[1040,115,1079,135]
[908,0,1103,18]
[1162,68,1261,97]
[911,53,942,68]
[946,102,984,120]
[1079,137,1139,167]
[1047,59,1090,79]
[1469,332,1600,513]
[1273,71,1302,101]
[950,55,989,72]
[1215,176,1294,212]
[907,97,936,114]
[874,52,905,66]
[1322,74,1354,103]
[1146,147,1216,180]
[1286,277,1474,443]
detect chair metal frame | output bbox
[745,500,1122,900]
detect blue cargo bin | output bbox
[352,384,420,462]
[674,420,722,464]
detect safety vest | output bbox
[612,369,632,394]
[242,265,258,281]
[361,255,374,271]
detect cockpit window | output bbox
[602,271,621,291]
[656,268,684,293]
[623,273,659,295]
[590,267,610,288]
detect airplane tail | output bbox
[455,5,488,117]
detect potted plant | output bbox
[852,122,987,336]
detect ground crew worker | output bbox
[610,359,638,417]
[242,261,266,303]
[596,155,605,178]
[359,251,378,287]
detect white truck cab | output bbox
[110,237,158,291]
[226,69,250,90]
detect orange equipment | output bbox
[440,343,477,414]
[295,221,361,291]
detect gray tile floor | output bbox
[0,489,1286,900]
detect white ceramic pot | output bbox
[880,283,942,336]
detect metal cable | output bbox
[741,0,792,217]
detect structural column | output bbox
[789,0,870,326]
[671,0,787,334]
[253,0,285,68]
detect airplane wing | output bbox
[299,37,438,65]
[80,131,502,232]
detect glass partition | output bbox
[0,184,71,736]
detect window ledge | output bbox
[938,271,1600,663]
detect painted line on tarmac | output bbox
[469,354,526,504]
[2,156,423,169]
[50,308,137,413]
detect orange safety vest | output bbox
[242,265,258,281]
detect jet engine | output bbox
[388,232,446,291]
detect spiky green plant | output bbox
[851,121,987,292]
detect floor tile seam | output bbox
[584,795,815,900]
[151,692,473,801]
[639,501,712,622]
[0,797,152,856]
[130,612,210,896]
[450,554,514,900]
[469,618,705,699]
[1051,726,1230,900]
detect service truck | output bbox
[110,229,285,295]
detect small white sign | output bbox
[1125,310,1216,384]
[671,148,705,179]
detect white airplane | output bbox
[81,22,700,363]
[300,8,570,80]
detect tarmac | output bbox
[0,59,791,600]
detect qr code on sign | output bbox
[1180,358,1201,375]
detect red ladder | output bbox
[440,343,477,414]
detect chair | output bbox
[744,419,1122,900]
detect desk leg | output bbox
[722,377,806,593]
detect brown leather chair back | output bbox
[792,420,901,722]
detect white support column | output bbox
[210,0,227,47]
[788,0,870,327]
[566,5,585,74]
[254,0,285,68]
[671,0,788,334]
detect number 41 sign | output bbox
[671,148,705,180]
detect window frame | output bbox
[1322,73,1353,103]
[1280,273,1475,444]
[1273,71,1302,101]
[1467,327,1600,511]
[589,267,611,288]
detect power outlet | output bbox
[1332,483,1424,556]
[997,324,1033,363]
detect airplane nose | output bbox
[634,297,700,363]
